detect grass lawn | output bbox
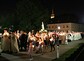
[52,43,84,61]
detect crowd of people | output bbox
[1,29,60,52]
[0,29,83,59]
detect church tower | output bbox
[50,9,55,19]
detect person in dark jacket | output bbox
[19,31,28,51]
[49,36,56,52]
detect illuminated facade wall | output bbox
[47,23,84,32]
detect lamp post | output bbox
[56,45,59,58]
[56,36,60,59]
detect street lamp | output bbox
[57,26,60,30]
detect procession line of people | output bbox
[1,29,82,60]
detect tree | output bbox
[15,0,50,31]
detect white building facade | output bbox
[47,23,84,32]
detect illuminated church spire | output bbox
[51,9,55,19]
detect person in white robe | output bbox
[1,29,10,52]
[10,31,19,53]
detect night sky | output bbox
[41,0,84,23]
[0,0,16,15]
[0,0,84,23]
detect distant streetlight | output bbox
[57,26,61,30]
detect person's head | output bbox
[56,35,59,39]
[20,30,24,34]
[4,29,8,33]
[17,30,19,33]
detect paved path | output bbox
[1,39,84,61]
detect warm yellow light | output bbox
[51,14,55,19]
[51,9,55,19]
[58,26,60,30]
